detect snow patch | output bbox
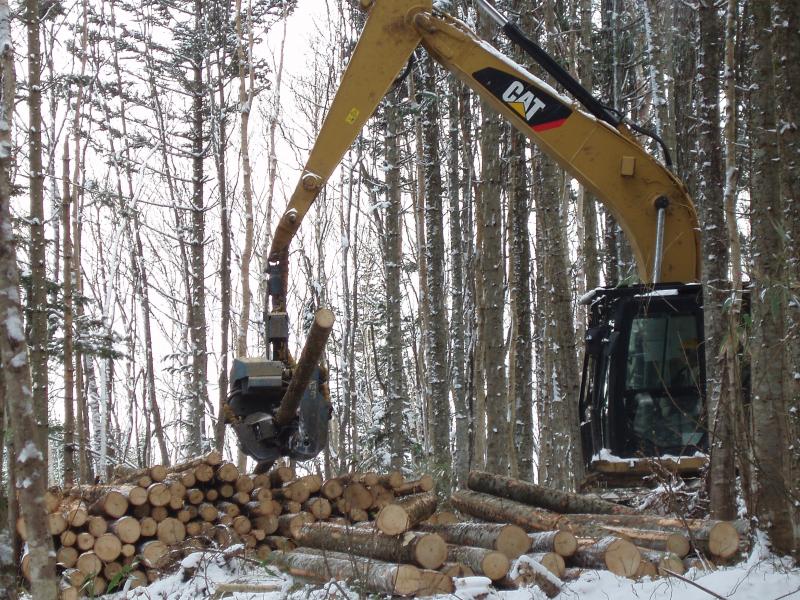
[17,441,43,463]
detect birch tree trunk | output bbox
[61,140,76,487]
[0,5,57,590]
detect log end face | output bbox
[415,533,448,570]
[497,525,531,559]
[376,504,410,536]
[605,538,641,577]
[709,522,740,559]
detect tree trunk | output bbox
[571,536,640,577]
[295,522,447,570]
[0,15,57,593]
[748,0,796,556]
[272,549,424,597]
[446,545,509,581]
[420,54,451,484]
[451,490,565,532]
[186,0,209,457]
[26,0,49,464]
[61,140,76,487]
[375,492,438,535]
[467,471,636,515]
[418,522,530,559]
[772,0,800,543]
[697,0,736,521]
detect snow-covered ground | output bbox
[92,535,800,600]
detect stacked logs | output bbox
[20,460,750,598]
[18,457,463,598]
[449,470,750,597]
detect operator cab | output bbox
[579,284,706,467]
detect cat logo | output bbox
[502,81,547,121]
[472,67,572,132]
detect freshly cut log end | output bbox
[376,492,437,536]
[529,530,578,558]
[320,479,343,500]
[94,533,122,563]
[417,569,455,595]
[147,483,171,507]
[76,551,103,577]
[439,562,474,577]
[528,552,565,578]
[216,462,240,483]
[451,490,564,532]
[421,522,531,559]
[112,516,142,544]
[708,521,740,559]
[376,504,410,536]
[48,512,68,536]
[277,512,315,539]
[426,511,459,526]
[276,549,422,596]
[157,517,186,545]
[446,545,510,581]
[56,546,79,569]
[573,536,641,578]
[343,482,372,511]
[139,540,168,568]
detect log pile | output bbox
[20,460,749,598]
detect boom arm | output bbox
[268,0,700,320]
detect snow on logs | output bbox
[26,459,750,598]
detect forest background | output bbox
[0,0,798,592]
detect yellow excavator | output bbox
[226,0,708,480]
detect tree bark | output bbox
[450,490,565,532]
[418,522,530,559]
[420,54,451,485]
[749,0,796,556]
[295,522,447,570]
[697,0,736,521]
[468,471,636,515]
[571,536,640,577]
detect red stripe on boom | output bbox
[531,118,567,132]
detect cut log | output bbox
[274,480,311,504]
[439,562,474,577]
[59,581,79,600]
[368,484,395,510]
[263,535,297,551]
[277,512,315,539]
[268,466,294,486]
[76,532,95,551]
[468,470,637,515]
[251,487,272,503]
[252,515,279,535]
[376,492,438,535]
[147,482,171,507]
[561,514,745,559]
[139,516,158,537]
[303,497,332,520]
[235,475,254,494]
[394,475,434,496]
[354,472,380,487]
[243,500,273,517]
[378,471,405,489]
[56,546,79,569]
[103,561,123,581]
[111,516,141,544]
[639,549,685,576]
[139,540,168,568]
[451,490,565,532]
[635,559,658,579]
[296,474,323,494]
[446,544,510,581]
[76,551,103,576]
[500,555,563,598]
[198,503,219,522]
[64,501,89,528]
[128,570,148,589]
[425,511,459,526]
[157,517,186,545]
[218,501,241,518]
[45,487,63,513]
[273,549,422,596]
[529,530,578,558]
[282,500,302,514]
[60,530,77,547]
[320,478,343,500]
[216,462,240,483]
[87,516,107,538]
[419,522,531,559]
[62,568,85,588]
[571,536,641,577]
[48,512,68,536]
[295,522,448,570]
[94,533,123,562]
[600,525,690,558]
[194,463,215,483]
[187,488,204,505]
[70,483,148,507]
[205,488,219,502]
[342,482,372,511]
[121,543,136,558]
[417,569,455,595]
[150,506,169,522]
[232,515,252,536]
